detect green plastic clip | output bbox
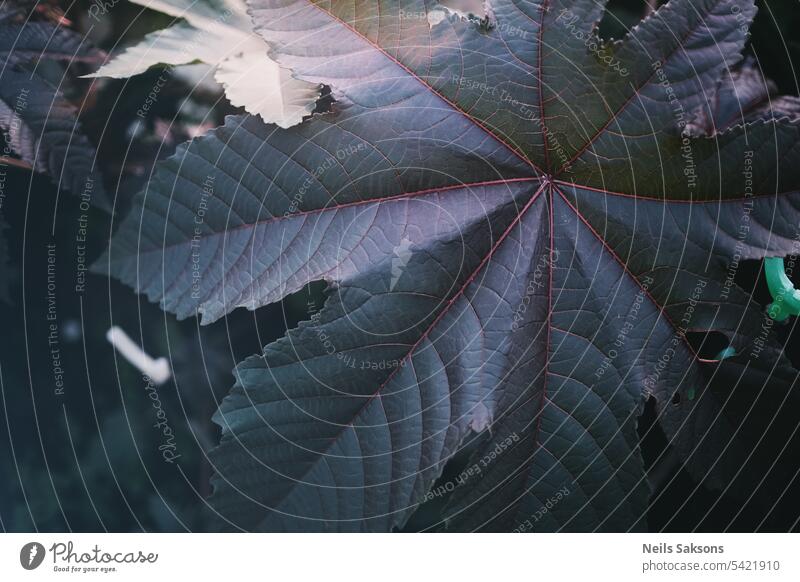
[765,257,800,322]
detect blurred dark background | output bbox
[0,0,798,532]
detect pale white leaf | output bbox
[85,23,213,78]
[214,51,319,129]
[86,0,319,128]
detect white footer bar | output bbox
[1,533,797,581]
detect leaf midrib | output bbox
[555,0,729,175]
[242,180,548,521]
[301,0,543,176]
[113,177,540,260]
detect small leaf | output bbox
[687,56,800,134]
[0,21,103,65]
[0,19,108,209]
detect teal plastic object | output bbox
[686,347,736,401]
[765,258,800,322]
[715,346,737,360]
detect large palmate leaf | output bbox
[87,0,320,129]
[100,0,800,531]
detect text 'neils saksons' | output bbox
[643,543,724,554]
